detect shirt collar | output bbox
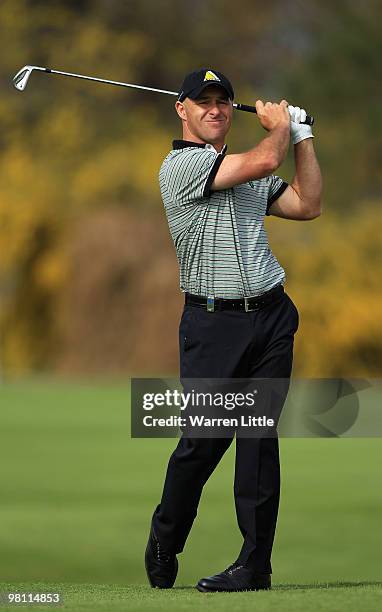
[172,139,227,154]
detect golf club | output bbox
[13,64,314,125]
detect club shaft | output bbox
[47,69,314,125]
[46,68,179,96]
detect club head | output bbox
[12,65,46,91]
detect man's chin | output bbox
[203,129,227,145]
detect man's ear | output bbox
[175,100,187,121]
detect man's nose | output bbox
[208,103,221,116]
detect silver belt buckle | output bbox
[207,296,215,312]
[244,296,257,312]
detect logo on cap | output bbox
[204,70,220,82]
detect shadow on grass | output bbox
[268,581,382,591]
[173,581,382,592]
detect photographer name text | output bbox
[142,415,274,428]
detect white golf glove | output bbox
[288,105,314,145]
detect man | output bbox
[145,68,322,592]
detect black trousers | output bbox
[152,288,299,574]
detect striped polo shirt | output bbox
[159,139,288,299]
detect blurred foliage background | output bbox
[0,0,381,378]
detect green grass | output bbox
[0,582,381,612]
[0,380,381,611]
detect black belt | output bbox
[185,284,284,312]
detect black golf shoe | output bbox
[196,563,271,592]
[145,525,178,589]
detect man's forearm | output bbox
[256,124,290,171]
[291,140,322,215]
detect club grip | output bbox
[234,103,314,126]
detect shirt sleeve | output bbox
[266,175,289,215]
[164,148,225,206]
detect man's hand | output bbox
[255,100,290,132]
[288,105,314,145]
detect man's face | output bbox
[176,85,233,145]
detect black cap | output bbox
[178,68,234,102]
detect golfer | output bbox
[145,68,322,592]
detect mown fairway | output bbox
[0,380,381,610]
[0,581,381,612]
